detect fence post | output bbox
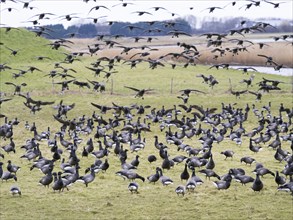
[111,79,113,95]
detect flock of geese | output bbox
[0,0,292,204]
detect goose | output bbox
[249,138,262,153]
[1,137,16,154]
[221,150,235,160]
[275,171,286,186]
[128,182,138,193]
[119,148,128,162]
[116,170,145,182]
[175,185,186,196]
[235,174,255,185]
[84,138,94,154]
[251,174,263,192]
[1,171,17,181]
[0,162,3,178]
[240,156,256,165]
[180,163,190,181]
[277,175,293,194]
[7,160,20,173]
[274,150,285,163]
[127,171,145,182]
[5,82,27,95]
[130,155,140,167]
[158,168,173,186]
[77,166,95,187]
[147,155,157,163]
[268,134,281,149]
[128,182,139,194]
[147,167,160,184]
[124,86,153,99]
[253,167,275,177]
[10,186,21,196]
[206,154,215,169]
[39,170,53,187]
[161,154,172,170]
[199,169,220,180]
[91,142,109,159]
[185,177,197,192]
[52,172,64,192]
[38,159,55,175]
[91,159,109,173]
[20,145,40,161]
[0,98,12,107]
[172,155,188,164]
[62,166,80,186]
[120,158,136,170]
[212,174,232,190]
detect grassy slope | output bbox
[0,30,292,220]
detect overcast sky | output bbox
[0,0,292,28]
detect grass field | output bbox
[0,28,293,220]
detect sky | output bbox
[0,0,292,28]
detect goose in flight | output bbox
[124,86,153,99]
[5,82,27,95]
[132,11,153,16]
[179,89,205,97]
[257,54,274,65]
[263,0,286,8]
[201,7,223,13]
[88,5,110,14]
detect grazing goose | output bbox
[175,185,186,196]
[158,168,173,186]
[235,175,255,185]
[172,155,188,164]
[253,167,275,177]
[199,169,221,180]
[126,171,145,182]
[221,150,235,160]
[212,174,232,190]
[185,177,197,192]
[249,138,262,153]
[1,171,17,181]
[240,156,256,165]
[229,168,246,177]
[277,175,293,194]
[128,182,139,194]
[116,170,145,182]
[10,186,21,196]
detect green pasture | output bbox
[0,28,292,220]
